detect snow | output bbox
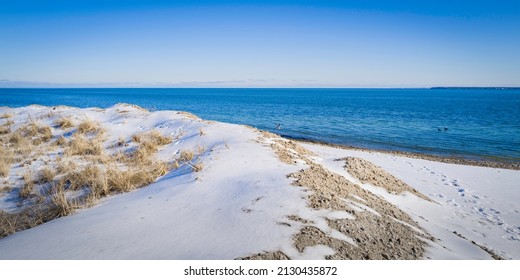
[0,106,275,258]
[0,104,336,259]
[0,104,519,259]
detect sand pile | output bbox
[250,133,433,260]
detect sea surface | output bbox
[1,88,519,162]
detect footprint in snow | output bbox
[454,210,467,218]
[251,196,264,205]
[506,235,519,241]
[472,229,486,238]
[446,199,460,207]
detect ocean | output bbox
[1,88,519,163]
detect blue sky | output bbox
[1,0,519,87]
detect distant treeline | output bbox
[431,87,520,90]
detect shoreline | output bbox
[286,137,520,171]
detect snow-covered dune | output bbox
[0,104,518,259]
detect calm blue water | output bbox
[1,88,519,162]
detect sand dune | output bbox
[0,104,518,259]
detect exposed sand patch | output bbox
[287,215,314,224]
[250,128,314,165]
[294,213,425,260]
[252,130,431,259]
[270,139,315,165]
[289,163,430,259]
[177,111,201,120]
[289,164,417,224]
[343,156,432,201]
[277,139,316,157]
[237,251,290,260]
[259,130,280,139]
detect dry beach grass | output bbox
[0,111,182,238]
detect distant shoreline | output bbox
[430,87,520,90]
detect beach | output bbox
[0,104,519,259]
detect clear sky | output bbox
[1,0,519,87]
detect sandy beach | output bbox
[0,104,519,259]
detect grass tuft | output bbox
[55,136,66,146]
[61,165,103,191]
[64,134,103,156]
[56,160,76,174]
[77,119,102,134]
[50,182,77,217]
[148,130,173,145]
[0,147,13,177]
[12,122,53,145]
[0,210,18,237]
[9,131,22,144]
[38,167,56,184]
[0,161,10,177]
[179,150,194,162]
[0,126,10,135]
[20,170,35,198]
[132,130,172,146]
[8,131,32,155]
[192,162,204,172]
[128,130,172,164]
[54,117,74,129]
[38,125,52,142]
[196,145,206,154]
[131,134,141,143]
